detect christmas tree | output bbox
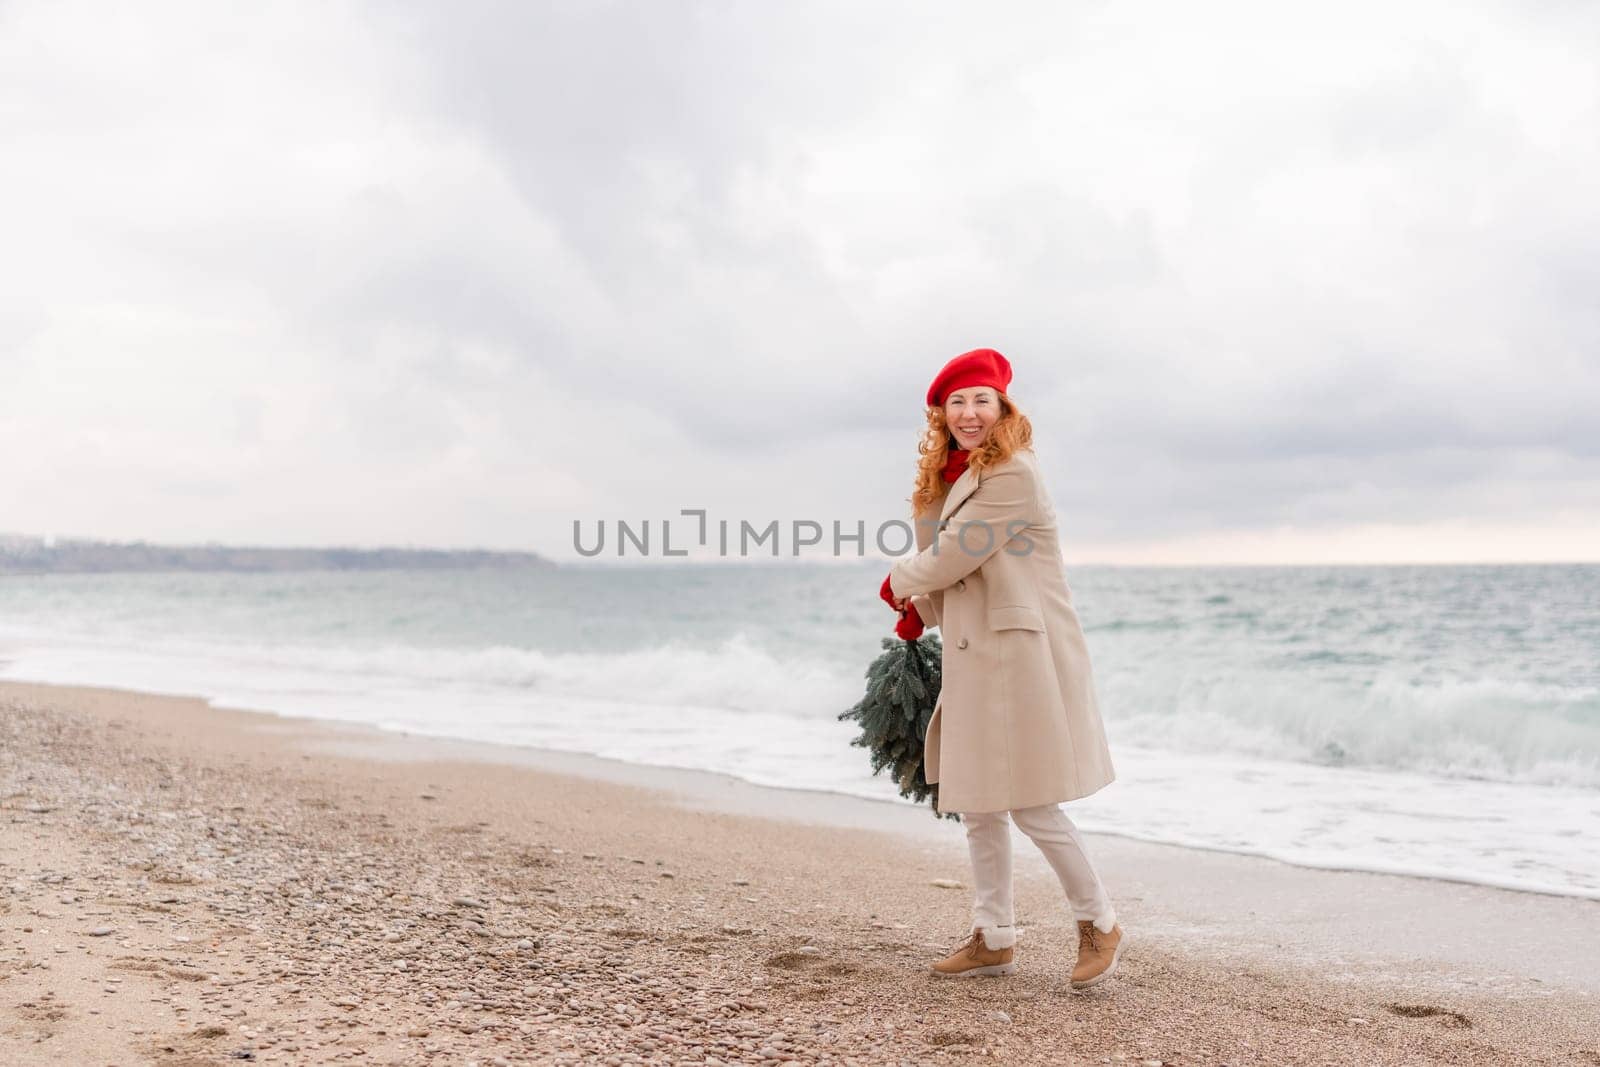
[837,632,959,820]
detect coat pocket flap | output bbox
[988,604,1045,631]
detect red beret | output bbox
[926,348,1013,407]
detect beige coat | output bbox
[888,448,1116,814]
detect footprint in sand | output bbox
[763,950,860,977]
[1387,1002,1473,1029]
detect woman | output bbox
[880,347,1127,990]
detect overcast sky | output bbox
[3,1,1597,565]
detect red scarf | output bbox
[942,448,971,484]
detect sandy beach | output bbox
[1,679,1596,1066]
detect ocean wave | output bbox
[7,619,1598,790]
[1105,670,1600,789]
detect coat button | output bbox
[958,637,969,649]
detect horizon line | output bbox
[4,531,1596,570]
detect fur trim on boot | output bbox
[975,923,1017,950]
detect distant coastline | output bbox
[0,532,551,575]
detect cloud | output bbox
[1,0,1597,560]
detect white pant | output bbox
[961,803,1117,949]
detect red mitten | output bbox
[880,572,901,610]
[894,605,925,641]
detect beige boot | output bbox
[1070,919,1126,988]
[930,930,1016,978]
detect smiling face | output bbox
[944,386,1001,449]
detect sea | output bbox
[1,561,1596,899]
